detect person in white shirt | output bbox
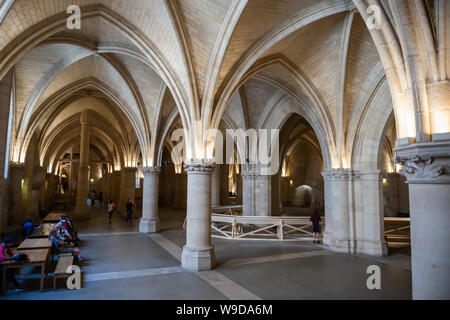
[107,200,117,224]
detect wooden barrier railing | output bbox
[211,214,324,241]
[183,205,243,229]
[384,217,410,243]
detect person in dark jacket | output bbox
[125,199,135,224]
[310,209,322,244]
[22,219,35,239]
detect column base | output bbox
[181,246,215,271]
[139,218,160,233]
[323,232,354,253]
[356,239,388,256]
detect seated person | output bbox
[21,219,35,239]
[55,215,79,242]
[64,215,80,241]
[0,238,27,292]
[49,229,82,261]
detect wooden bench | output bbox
[53,255,74,290]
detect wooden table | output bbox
[28,223,55,239]
[18,238,51,251]
[1,248,49,294]
[43,213,63,223]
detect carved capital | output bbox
[142,167,161,176]
[393,141,450,184]
[184,160,215,174]
[9,163,25,172]
[321,169,359,181]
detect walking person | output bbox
[107,200,117,224]
[310,209,322,244]
[125,199,135,224]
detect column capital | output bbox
[10,163,25,172]
[393,141,450,184]
[321,168,359,181]
[122,167,137,173]
[80,109,90,125]
[142,167,161,176]
[184,160,215,174]
[241,164,272,177]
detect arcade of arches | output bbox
[0,0,448,300]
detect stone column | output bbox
[255,174,271,216]
[354,170,388,256]
[211,165,220,207]
[181,160,215,271]
[110,171,121,204]
[242,164,271,216]
[241,165,255,216]
[394,139,450,300]
[321,169,355,253]
[140,167,161,233]
[8,164,24,226]
[173,172,187,209]
[119,167,137,217]
[0,71,13,231]
[74,110,90,218]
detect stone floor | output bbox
[0,207,412,300]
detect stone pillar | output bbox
[140,167,161,233]
[30,166,46,220]
[394,139,450,300]
[255,175,271,216]
[8,164,24,226]
[173,172,187,209]
[242,166,255,216]
[211,165,220,207]
[181,160,215,271]
[321,169,355,253]
[0,71,13,231]
[74,110,90,218]
[119,167,137,217]
[354,170,388,256]
[242,164,271,216]
[110,171,121,204]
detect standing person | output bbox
[310,209,322,244]
[0,238,28,292]
[107,200,117,224]
[125,199,135,224]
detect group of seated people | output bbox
[50,215,82,262]
[0,215,83,293]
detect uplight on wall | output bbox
[382,178,388,185]
[90,178,94,183]
[174,163,182,174]
[289,180,294,187]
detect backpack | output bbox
[12,253,29,263]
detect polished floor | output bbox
[1,207,412,300]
